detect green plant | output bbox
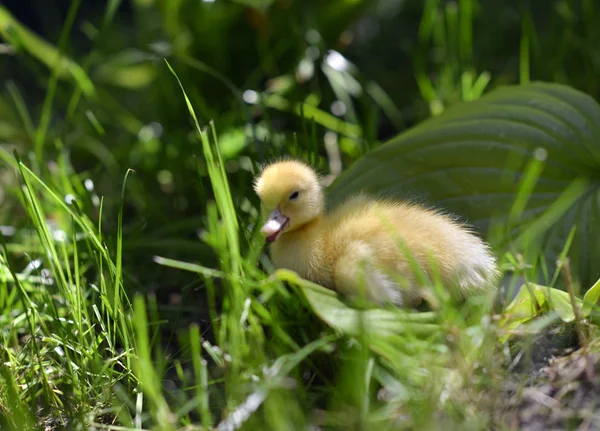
[328,82,600,290]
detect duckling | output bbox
[253,159,499,307]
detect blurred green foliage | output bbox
[2,0,599,249]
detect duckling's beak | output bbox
[260,208,289,243]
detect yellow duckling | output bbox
[254,159,499,307]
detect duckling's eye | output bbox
[288,191,300,201]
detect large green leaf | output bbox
[328,82,600,287]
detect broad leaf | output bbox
[500,282,583,337]
[583,277,600,314]
[274,269,440,339]
[328,82,600,287]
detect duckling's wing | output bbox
[325,193,372,227]
[333,241,421,307]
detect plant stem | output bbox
[561,257,587,346]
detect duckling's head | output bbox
[253,160,324,242]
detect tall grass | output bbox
[0,157,135,429]
[0,75,514,429]
[1,0,600,430]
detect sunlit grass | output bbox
[1,0,600,429]
[0,159,136,429]
[4,78,597,429]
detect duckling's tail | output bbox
[449,239,500,300]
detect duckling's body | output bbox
[254,160,498,307]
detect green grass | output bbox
[1,0,600,429]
